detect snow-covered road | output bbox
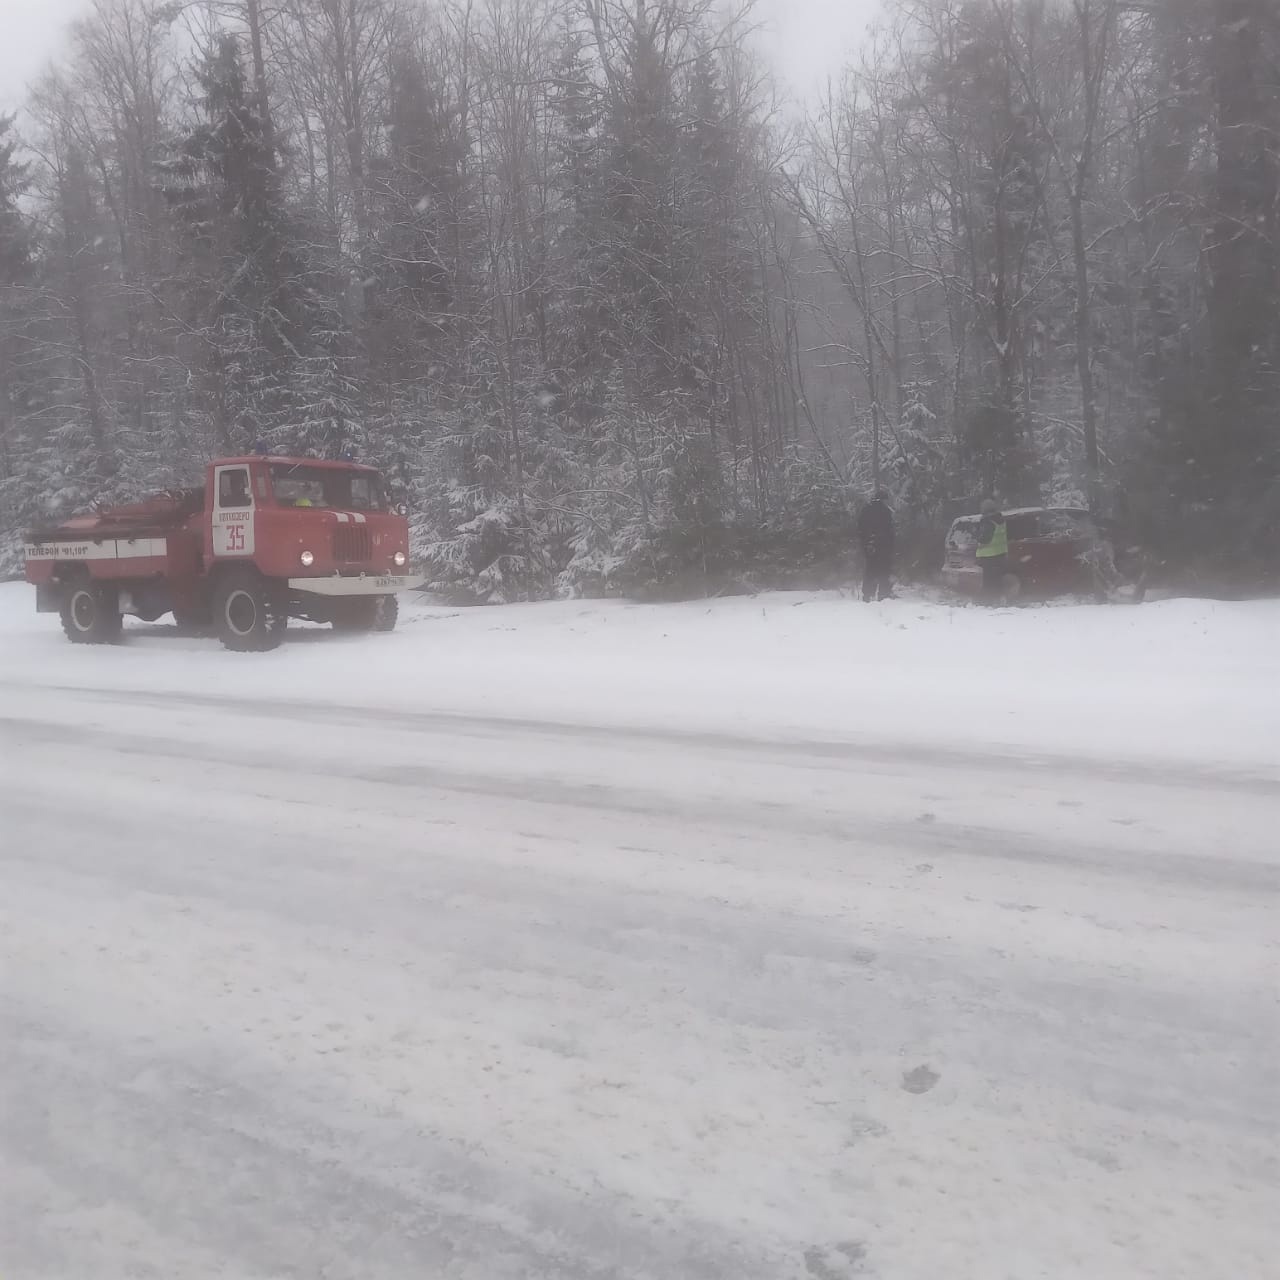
[1,588,1277,1278]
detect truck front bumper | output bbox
[288,573,425,596]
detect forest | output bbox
[0,0,1277,600]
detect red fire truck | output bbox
[23,455,423,651]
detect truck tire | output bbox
[171,603,212,636]
[373,594,398,633]
[330,595,398,634]
[213,570,285,652]
[60,582,123,645]
[331,598,379,633]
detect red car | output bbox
[942,506,1117,600]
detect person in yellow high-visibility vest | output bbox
[975,499,1008,602]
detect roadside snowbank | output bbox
[1,582,1276,773]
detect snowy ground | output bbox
[1,583,1277,1278]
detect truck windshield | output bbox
[269,465,386,511]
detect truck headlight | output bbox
[300,550,315,567]
[393,551,406,567]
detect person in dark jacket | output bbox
[975,498,1009,602]
[857,488,895,602]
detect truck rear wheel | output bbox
[60,582,122,645]
[213,570,285,652]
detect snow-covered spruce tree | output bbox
[420,371,575,604]
[365,45,474,389]
[940,9,1048,503]
[545,23,612,435]
[598,394,728,601]
[6,129,122,534]
[1165,0,1280,578]
[880,383,960,573]
[290,224,362,460]
[159,34,312,456]
[0,114,39,573]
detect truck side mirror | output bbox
[395,502,408,517]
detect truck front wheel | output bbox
[330,595,398,634]
[372,594,398,633]
[60,582,122,645]
[213,571,285,652]
[330,597,379,633]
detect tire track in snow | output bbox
[3,710,1277,895]
[7,678,1279,794]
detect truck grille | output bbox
[332,524,372,564]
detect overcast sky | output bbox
[0,0,881,116]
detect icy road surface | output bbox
[1,588,1278,1278]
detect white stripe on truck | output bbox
[24,538,168,561]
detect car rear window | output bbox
[946,517,980,551]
